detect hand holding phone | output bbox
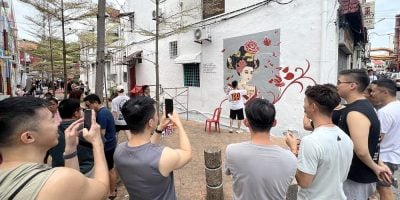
[165,98,173,118]
[84,109,92,129]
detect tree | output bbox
[19,0,97,98]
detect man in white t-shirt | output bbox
[370,79,400,199]
[227,80,247,133]
[112,85,131,140]
[368,69,378,83]
[286,84,354,200]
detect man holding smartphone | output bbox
[114,96,192,199]
[0,96,109,199]
[83,94,118,199]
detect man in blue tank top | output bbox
[336,69,392,199]
[114,96,192,200]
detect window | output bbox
[169,41,178,58]
[123,72,127,82]
[129,15,134,31]
[183,63,200,87]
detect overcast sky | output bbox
[14,0,399,48]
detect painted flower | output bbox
[244,40,259,54]
[284,72,294,80]
[263,36,272,47]
[269,75,285,87]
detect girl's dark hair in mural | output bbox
[227,45,260,76]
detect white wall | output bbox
[111,0,340,133]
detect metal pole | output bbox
[61,0,68,99]
[95,0,106,102]
[155,0,160,116]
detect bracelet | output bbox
[154,128,163,134]
[63,151,77,159]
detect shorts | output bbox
[115,125,129,132]
[230,108,244,120]
[377,162,399,187]
[105,148,116,170]
[343,179,376,200]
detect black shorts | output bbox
[230,108,244,120]
[115,125,129,132]
[105,148,116,170]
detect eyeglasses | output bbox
[337,80,354,85]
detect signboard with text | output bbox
[202,0,224,19]
[362,1,375,29]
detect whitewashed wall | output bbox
[112,0,340,133]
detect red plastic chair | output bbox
[205,107,222,133]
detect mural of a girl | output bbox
[227,40,260,100]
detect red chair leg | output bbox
[208,122,211,133]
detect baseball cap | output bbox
[116,85,124,92]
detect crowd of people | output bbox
[0,69,399,200]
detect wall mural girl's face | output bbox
[240,66,254,83]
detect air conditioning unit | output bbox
[194,27,211,44]
[152,9,163,20]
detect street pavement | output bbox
[113,120,287,200]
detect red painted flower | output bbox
[263,36,272,47]
[244,40,259,54]
[284,72,294,80]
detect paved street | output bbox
[114,120,287,200]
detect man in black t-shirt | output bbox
[336,69,392,200]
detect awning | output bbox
[115,50,143,65]
[174,52,201,64]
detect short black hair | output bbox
[48,97,58,104]
[305,85,341,116]
[83,94,101,104]
[371,78,397,96]
[339,69,369,92]
[0,97,49,147]
[58,99,81,119]
[245,98,275,132]
[232,80,238,88]
[121,96,156,133]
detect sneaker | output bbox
[235,130,243,134]
[229,129,233,133]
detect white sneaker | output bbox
[235,130,243,134]
[229,129,233,133]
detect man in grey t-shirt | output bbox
[225,98,297,200]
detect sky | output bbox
[14,0,400,48]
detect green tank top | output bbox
[0,163,57,200]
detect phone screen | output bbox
[84,109,92,129]
[165,99,173,118]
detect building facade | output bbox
[0,0,18,99]
[82,0,368,131]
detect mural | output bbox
[223,29,316,104]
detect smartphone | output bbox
[84,109,92,129]
[165,98,173,118]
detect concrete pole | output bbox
[95,0,106,101]
[61,0,68,99]
[48,15,55,95]
[155,0,160,116]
